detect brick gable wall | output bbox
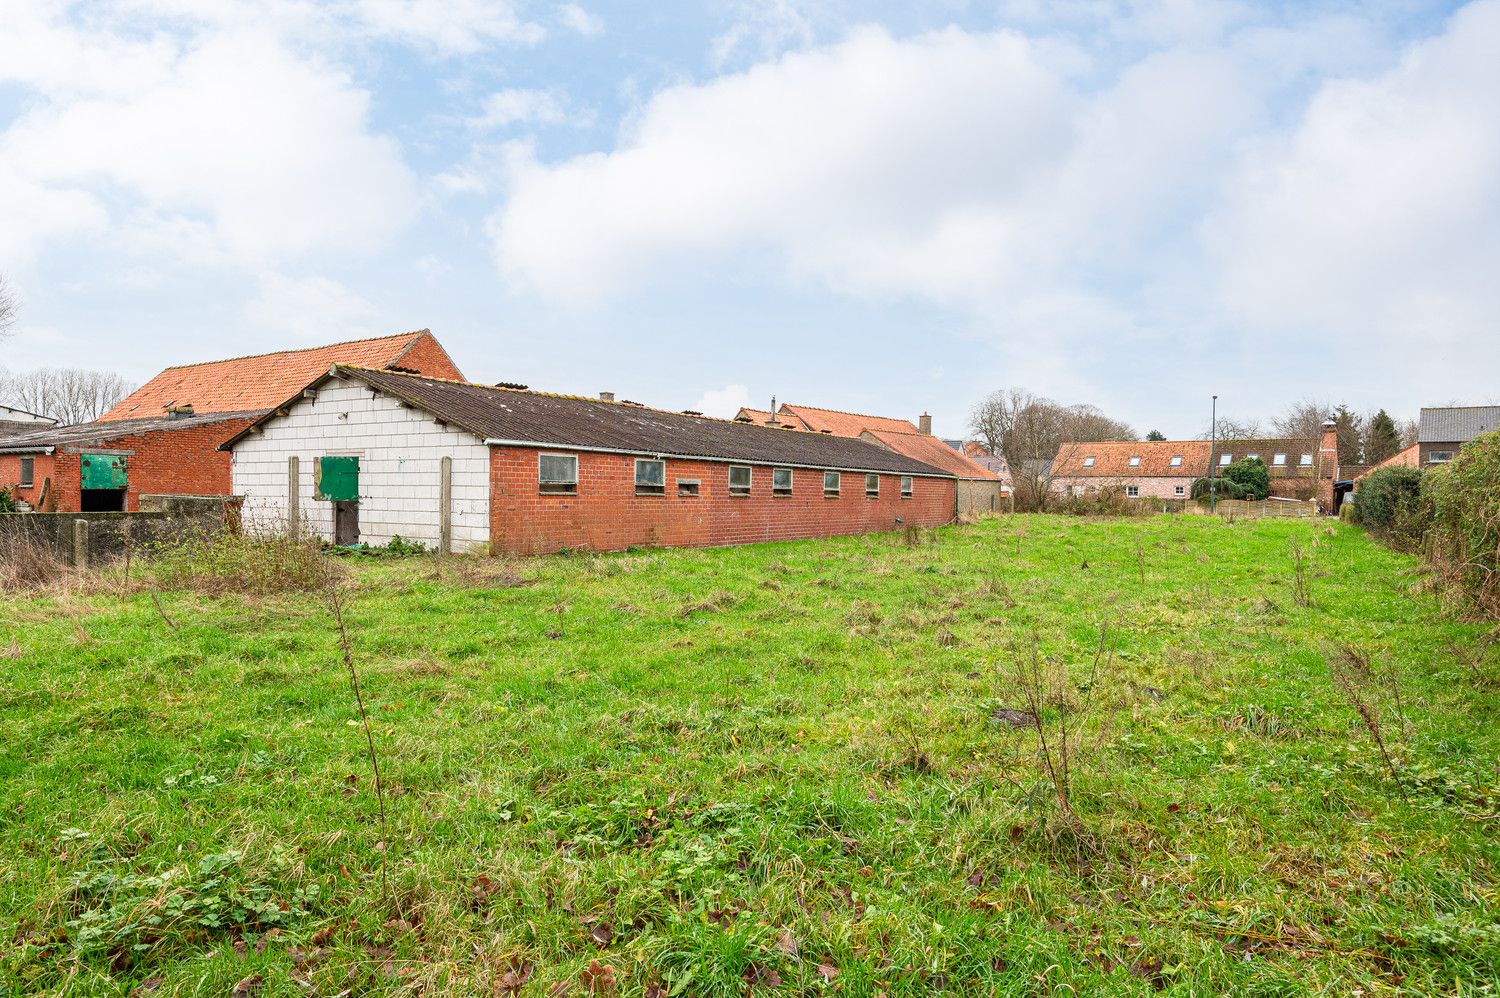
[393,332,465,381]
[488,446,956,555]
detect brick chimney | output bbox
[919,412,933,435]
[1318,418,1339,508]
[599,391,615,402]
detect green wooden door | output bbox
[316,456,360,502]
[80,453,128,490]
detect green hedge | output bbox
[1425,430,1500,616]
[1351,464,1427,549]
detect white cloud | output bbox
[350,0,545,52]
[490,4,1500,401]
[694,383,755,419]
[474,88,576,129]
[711,0,815,68]
[245,272,382,342]
[558,3,603,37]
[0,11,418,268]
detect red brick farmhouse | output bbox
[222,367,960,555]
[0,331,461,512]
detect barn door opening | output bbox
[80,453,127,511]
[316,455,360,546]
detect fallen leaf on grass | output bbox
[231,975,262,996]
[129,977,164,997]
[742,963,782,987]
[580,960,615,996]
[589,922,614,948]
[774,928,798,957]
[817,963,839,981]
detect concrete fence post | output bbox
[439,455,453,555]
[72,518,89,570]
[288,456,300,535]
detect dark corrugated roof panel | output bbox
[0,411,263,454]
[332,368,953,476]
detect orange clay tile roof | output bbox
[1053,440,1214,478]
[1355,443,1420,480]
[860,429,1000,480]
[734,407,793,427]
[777,403,918,437]
[962,441,993,457]
[99,330,460,421]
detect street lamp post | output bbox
[1208,395,1219,514]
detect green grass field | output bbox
[2,516,1497,996]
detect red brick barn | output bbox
[0,330,463,512]
[223,366,958,555]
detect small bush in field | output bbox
[0,528,70,591]
[149,532,331,595]
[1052,488,1151,517]
[1352,465,1427,548]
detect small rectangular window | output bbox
[823,470,841,496]
[1169,455,1182,467]
[1128,456,1141,467]
[900,475,913,497]
[773,467,793,495]
[1082,456,1096,468]
[1246,453,1259,461]
[635,458,666,495]
[1428,450,1454,463]
[1219,453,1233,466]
[1299,453,1313,466]
[677,480,700,497]
[1273,453,1287,466]
[539,453,578,494]
[728,464,751,495]
[1173,485,1185,497]
[19,457,34,487]
[865,473,879,497]
[1126,485,1140,498]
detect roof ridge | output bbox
[782,401,917,423]
[159,330,429,371]
[338,367,871,437]
[1421,404,1500,411]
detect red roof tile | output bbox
[100,330,462,421]
[860,429,1000,480]
[778,403,918,437]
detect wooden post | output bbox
[72,518,88,570]
[439,456,453,555]
[288,456,300,535]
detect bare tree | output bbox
[1398,417,1420,450]
[971,389,1135,511]
[0,275,16,339]
[1200,415,1264,440]
[0,367,134,424]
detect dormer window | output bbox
[1299,453,1313,466]
[1082,456,1096,468]
[1127,456,1141,467]
[1169,455,1182,467]
[1273,453,1287,466]
[1219,453,1233,466]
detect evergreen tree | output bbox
[1364,409,1402,464]
[1146,429,1166,441]
[1333,404,1363,466]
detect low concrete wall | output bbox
[0,494,240,567]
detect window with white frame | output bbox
[1246,453,1259,461]
[538,453,578,494]
[1174,485,1185,497]
[1126,485,1140,498]
[635,458,666,495]
[19,457,34,487]
[773,467,793,495]
[677,479,700,497]
[1128,455,1141,467]
[1299,453,1313,466]
[1273,453,1287,466]
[1428,450,1455,463]
[823,470,841,496]
[865,473,879,497]
[728,464,752,495]
[1219,453,1233,466]
[900,475,913,498]
[1169,455,1182,467]
[1082,456,1096,468]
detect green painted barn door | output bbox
[315,456,359,502]
[80,453,128,490]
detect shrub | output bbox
[0,527,70,591]
[1425,430,1500,617]
[0,486,16,513]
[1351,465,1427,549]
[1052,487,1152,517]
[1191,458,1269,501]
[149,532,332,596]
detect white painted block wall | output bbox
[230,380,491,553]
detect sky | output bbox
[1,0,1496,440]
